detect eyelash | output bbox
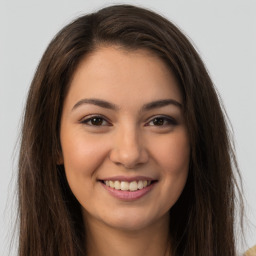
[80,115,111,126]
[80,115,177,127]
[145,115,178,127]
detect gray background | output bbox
[1,0,255,254]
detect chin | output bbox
[100,209,168,232]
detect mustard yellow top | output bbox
[243,245,256,256]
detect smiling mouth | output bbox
[102,180,154,192]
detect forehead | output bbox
[65,46,182,109]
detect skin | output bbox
[60,46,190,256]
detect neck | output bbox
[84,213,171,256]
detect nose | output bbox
[109,126,149,169]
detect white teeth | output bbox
[104,180,152,191]
[120,181,129,191]
[129,181,138,191]
[114,181,120,190]
[137,180,144,190]
[109,181,115,188]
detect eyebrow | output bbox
[142,99,182,111]
[72,98,119,111]
[72,98,182,111]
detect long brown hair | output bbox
[18,4,243,255]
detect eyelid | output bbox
[80,114,112,126]
[79,114,177,127]
[145,115,178,126]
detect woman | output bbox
[18,4,243,256]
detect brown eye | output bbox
[90,117,103,126]
[152,118,164,126]
[81,116,110,126]
[147,116,178,127]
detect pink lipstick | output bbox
[100,176,157,201]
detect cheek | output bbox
[60,131,110,206]
[60,129,109,179]
[154,130,190,173]
[151,130,190,209]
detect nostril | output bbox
[109,147,149,169]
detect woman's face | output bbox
[60,46,190,231]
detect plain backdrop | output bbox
[0,0,255,255]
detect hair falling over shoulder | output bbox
[18,4,244,256]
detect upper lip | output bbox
[99,176,157,182]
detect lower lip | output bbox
[101,182,155,201]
